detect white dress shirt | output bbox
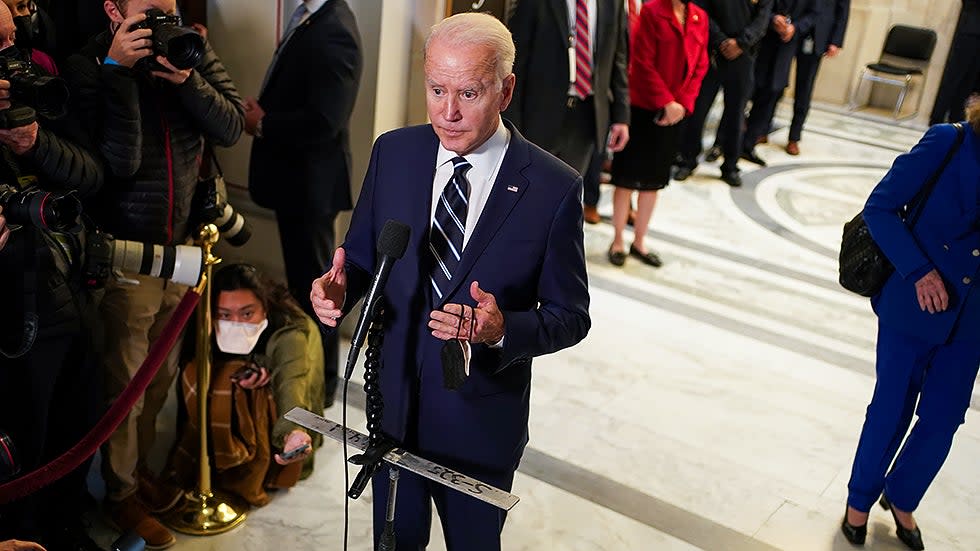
[430,119,511,250]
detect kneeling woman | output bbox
[172,263,325,505]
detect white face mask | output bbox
[215,319,269,354]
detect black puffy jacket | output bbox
[63,30,244,245]
[0,118,105,346]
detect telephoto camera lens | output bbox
[109,238,204,287]
[0,186,80,231]
[214,202,252,246]
[85,233,204,288]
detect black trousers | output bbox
[0,329,99,540]
[744,85,783,151]
[678,54,755,173]
[929,32,980,125]
[787,50,822,142]
[551,96,597,187]
[582,143,605,207]
[276,208,339,402]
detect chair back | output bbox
[881,25,937,61]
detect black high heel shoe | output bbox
[841,507,867,546]
[880,495,925,550]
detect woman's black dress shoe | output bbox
[629,245,663,267]
[608,248,627,267]
[841,509,867,546]
[880,495,925,550]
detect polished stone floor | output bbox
[85,104,980,550]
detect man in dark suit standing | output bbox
[505,0,630,224]
[245,0,362,405]
[740,0,821,165]
[311,12,590,550]
[674,0,773,187]
[781,0,849,155]
[930,0,980,125]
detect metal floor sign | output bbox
[284,408,521,511]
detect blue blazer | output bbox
[864,123,980,344]
[340,121,591,473]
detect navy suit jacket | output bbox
[248,0,362,215]
[340,121,591,473]
[755,0,822,91]
[810,0,849,51]
[865,123,980,344]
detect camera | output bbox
[83,231,205,288]
[132,9,205,71]
[0,184,81,232]
[193,174,251,246]
[0,55,70,128]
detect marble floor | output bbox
[84,104,980,550]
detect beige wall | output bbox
[808,0,962,123]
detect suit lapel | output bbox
[549,0,571,46]
[262,4,331,97]
[595,0,610,58]
[413,129,440,294]
[435,123,532,306]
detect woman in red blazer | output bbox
[607,0,709,267]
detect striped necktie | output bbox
[573,0,593,99]
[429,157,472,301]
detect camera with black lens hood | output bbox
[132,9,205,72]
[0,54,70,128]
[0,183,81,232]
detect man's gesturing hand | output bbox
[429,281,504,344]
[311,247,347,327]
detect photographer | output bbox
[0,2,106,548]
[61,0,244,546]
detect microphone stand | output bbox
[346,302,398,549]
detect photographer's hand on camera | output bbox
[0,78,38,154]
[150,55,191,85]
[107,13,153,68]
[0,78,9,110]
[0,205,9,252]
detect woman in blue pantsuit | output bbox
[842,97,980,550]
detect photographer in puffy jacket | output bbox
[61,0,244,546]
[0,2,106,547]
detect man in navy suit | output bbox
[311,12,590,550]
[246,0,362,407]
[782,0,849,155]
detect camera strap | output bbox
[203,142,224,178]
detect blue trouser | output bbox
[847,321,980,512]
[371,464,514,550]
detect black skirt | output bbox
[610,106,681,191]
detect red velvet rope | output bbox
[0,288,202,504]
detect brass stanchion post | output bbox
[162,224,248,535]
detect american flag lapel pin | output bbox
[507,185,519,192]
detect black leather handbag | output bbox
[839,123,965,297]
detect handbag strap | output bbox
[905,122,965,228]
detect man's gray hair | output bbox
[424,12,515,83]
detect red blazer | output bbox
[629,0,709,115]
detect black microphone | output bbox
[344,219,411,380]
